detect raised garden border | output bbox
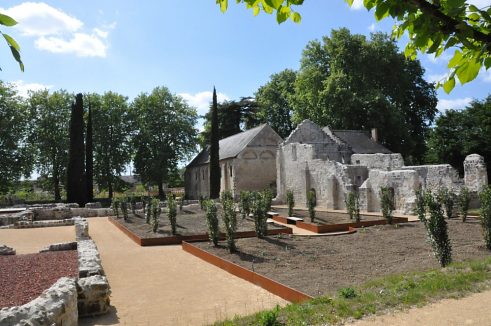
[182,241,312,303]
[109,217,293,246]
[272,215,408,233]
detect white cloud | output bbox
[36,32,107,57]
[4,2,82,36]
[11,80,52,98]
[179,91,230,116]
[350,0,364,10]
[426,52,452,64]
[2,2,114,58]
[437,97,472,112]
[480,69,491,83]
[368,23,376,32]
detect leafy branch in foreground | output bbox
[217,0,491,93]
[0,13,24,71]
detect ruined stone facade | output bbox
[276,120,488,214]
[185,124,282,199]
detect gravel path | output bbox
[79,218,287,326]
[0,225,74,254]
[0,251,78,308]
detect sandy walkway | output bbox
[348,289,491,326]
[0,225,74,254]
[81,218,287,326]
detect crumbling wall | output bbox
[0,277,78,326]
[401,164,461,192]
[351,153,404,171]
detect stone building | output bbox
[185,124,282,199]
[276,120,488,214]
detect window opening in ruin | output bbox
[229,166,233,177]
[356,160,360,164]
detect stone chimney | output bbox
[371,128,378,142]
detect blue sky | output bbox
[1,0,490,120]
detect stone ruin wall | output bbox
[351,153,404,171]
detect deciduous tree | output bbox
[28,89,72,200]
[133,86,197,198]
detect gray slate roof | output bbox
[187,124,268,167]
[332,130,392,154]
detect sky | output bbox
[1,0,490,121]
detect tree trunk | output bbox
[53,171,61,202]
[158,182,164,200]
[108,175,113,199]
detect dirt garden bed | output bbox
[111,205,291,245]
[192,219,491,297]
[0,250,78,308]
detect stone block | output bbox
[74,217,90,241]
[0,244,15,255]
[85,202,102,209]
[0,277,78,326]
[77,275,111,317]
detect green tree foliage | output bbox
[480,186,491,250]
[293,29,437,163]
[218,0,491,92]
[66,93,86,206]
[27,90,72,201]
[458,186,470,222]
[255,69,296,139]
[0,13,23,71]
[0,83,31,193]
[209,87,221,199]
[426,95,491,176]
[90,92,134,198]
[86,101,94,202]
[380,186,394,224]
[221,190,237,253]
[132,86,197,198]
[121,196,129,221]
[204,199,220,246]
[112,198,120,218]
[199,97,260,147]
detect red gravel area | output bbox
[0,250,78,308]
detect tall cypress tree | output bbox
[86,100,94,202]
[67,93,86,206]
[209,87,221,199]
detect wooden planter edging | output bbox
[109,217,292,246]
[182,241,313,303]
[295,217,409,234]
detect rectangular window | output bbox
[229,166,233,177]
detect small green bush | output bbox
[120,196,129,221]
[167,195,177,235]
[130,197,136,215]
[438,187,456,219]
[338,287,357,299]
[112,198,120,218]
[151,198,161,233]
[263,188,273,213]
[286,190,294,217]
[239,191,252,219]
[379,187,394,224]
[204,200,219,246]
[307,189,316,223]
[415,187,428,225]
[251,191,268,238]
[459,186,471,222]
[480,186,491,250]
[221,191,237,253]
[345,191,360,222]
[426,192,452,267]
